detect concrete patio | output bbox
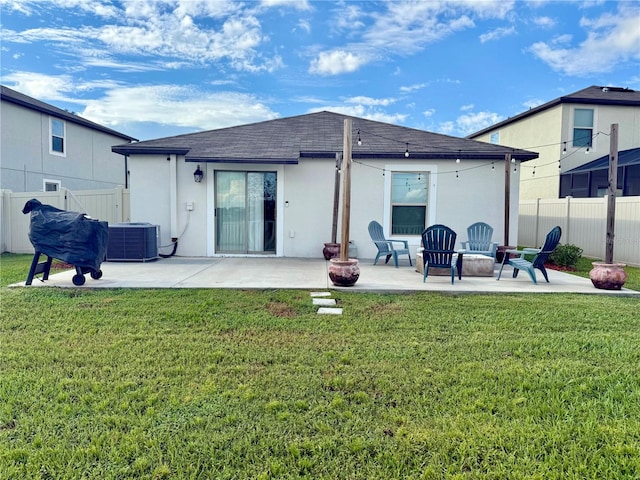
[11,256,638,295]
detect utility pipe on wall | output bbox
[168,154,178,241]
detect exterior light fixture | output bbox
[193,164,204,183]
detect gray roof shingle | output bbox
[113,111,538,162]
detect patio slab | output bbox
[9,256,639,296]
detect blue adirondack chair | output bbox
[496,226,562,284]
[460,222,498,259]
[368,221,412,268]
[421,224,458,284]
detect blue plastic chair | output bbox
[368,221,412,268]
[421,224,458,284]
[460,222,498,259]
[497,226,562,284]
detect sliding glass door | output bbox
[215,171,276,254]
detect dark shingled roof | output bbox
[565,147,640,174]
[113,111,538,163]
[468,86,640,139]
[1,85,137,142]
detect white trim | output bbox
[43,178,61,192]
[383,164,438,237]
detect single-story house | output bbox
[112,111,538,260]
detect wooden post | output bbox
[504,153,511,246]
[331,153,341,244]
[605,123,619,264]
[340,119,352,261]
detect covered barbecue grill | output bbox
[22,199,109,286]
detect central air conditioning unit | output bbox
[107,223,159,262]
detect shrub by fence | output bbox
[519,196,639,267]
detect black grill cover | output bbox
[23,199,108,272]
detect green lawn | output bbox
[1,254,639,479]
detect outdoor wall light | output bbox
[193,165,204,183]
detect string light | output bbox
[585,146,590,154]
[357,130,362,146]
[562,142,567,154]
[456,150,461,164]
[532,166,536,176]
[404,143,409,157]
[491,162,495,170]
[456,170,459,178]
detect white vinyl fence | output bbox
[519,196,640,267]
[1,187,130,254]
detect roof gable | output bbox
[1,85,137,142]
[113,111,538,162]
[468,85,640,139]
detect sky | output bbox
[1,0,639,141]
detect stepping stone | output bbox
[317,307,343,315]
[313,298,336,306]
[310,291,332,297]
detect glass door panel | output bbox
[215,171,276,254]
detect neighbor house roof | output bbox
[468,86,640,139]
[1,85,137,142]
[564,147,640,174]
[112,111,538,163]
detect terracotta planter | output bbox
[323,243,341,260]
[589,262,628,290]
[328,258,360,286]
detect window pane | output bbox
[52,119,64,136]
[573,128,592,147]
[45,182,59,192]
[392,206,425,235]
[392,173,427,203]
[52,136,64,152]
[574,109,593,127]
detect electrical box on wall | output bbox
[186,201,194,211]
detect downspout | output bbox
[168,154,178,242]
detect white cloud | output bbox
[423,108,435,118]
[437,109,503,136]
[309,50,368,75]
[309,0,518,75]
[296,20,311,34]
[533,16,556,28]
[479,26,516,43]
[460,104,474,112]
[259,0,311,10]
[529,5,640,75]
[308,104,407,125]
[400,83,426,93]
[81,85,279,130]
[345,96,396,107]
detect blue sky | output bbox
[2,0,639,141]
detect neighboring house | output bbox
[468,86,640,200]
[112,111,537,259]
[1,85,136,193]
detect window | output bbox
[390,172,428,235]
[573,109,593,148]
[490,132,499,144]
[43,179,60,192]
[50,118,65,155]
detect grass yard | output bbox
[1,254,639,479]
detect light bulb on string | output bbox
[532,166,536,176]
[585,146,590,154]
[562,142,567,154]
[456,150,461,164]
[491,162,495,171]
[456,170,459,178]
[404,143,410,158]
[357,130,362,146]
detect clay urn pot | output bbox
[589,262,627,290]
[328,258,360,286]
[322,243,341,260]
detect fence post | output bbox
[565,196,571,245]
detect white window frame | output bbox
[490,132,500,144]
[43,179,61,192]
[571,107,596,150]
[50,117,66,156]
[383,164,438,238]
